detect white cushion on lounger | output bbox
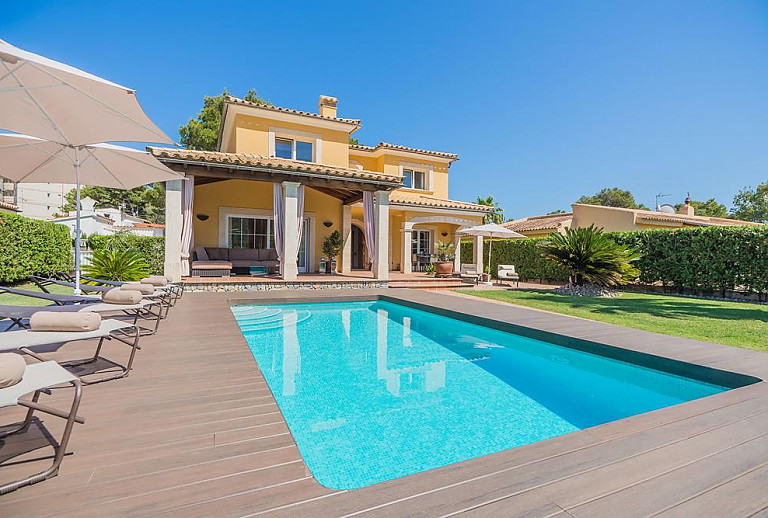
[120,283,153,295]
[30,311,101,332]
[103,288,142,305]
[0,353,26,388]
[141,276,168,286]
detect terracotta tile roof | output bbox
[504,213,573,232]
[634,210,761,227]
[0,200,19,212]
[130,222,165,229]
[350,142,458,160]
[224,95,361,127]
[390,193,490,212]
[148,147,403,186]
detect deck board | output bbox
[1,289,767,517]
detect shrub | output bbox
[0,213,72,283]
[84,250,150,281]
[539,225,640,286]
[88,234,164,275]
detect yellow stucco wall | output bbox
[225,113,350,167]
[193,180,343,272]
[349,151,450,199]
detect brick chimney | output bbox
[677,193,695,216]
[318,95,338,118]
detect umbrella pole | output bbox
[74,148,81,295]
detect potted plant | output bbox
[434,241,455,277]
[322,230,343,274]
[481,265,492,284]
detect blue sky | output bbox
[3,1,768,218]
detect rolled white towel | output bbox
[140,276,168,286]
[0,353,26,388]
[120,283,154,295]
[103,288,142,305]
[30,311,102,332]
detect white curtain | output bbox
[363,191,375,268]
[180,176,194,276]
[273,183,284,273]
[295,184,305,261]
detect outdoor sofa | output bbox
[192,246,280,277]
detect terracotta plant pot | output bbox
[434,261,454,277]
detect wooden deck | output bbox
[1,289,767,517]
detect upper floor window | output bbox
[402,169,426,190]
[274,137,313,162]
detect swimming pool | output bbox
[231,300,728,489]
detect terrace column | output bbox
[401,222,413,274]
[164,179,183,282]
[373,190,390,280]
[282,181,301,281]
[473,234,484,273]
[453,231,462,272]
[341,204,352,274]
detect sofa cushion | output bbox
[231,260,259,268]
[267,249,279,261]
[229,248,259,261]
[261,260,280,268]
[206,246,227,261]
[194,246,209,261]
[191,260,233,269]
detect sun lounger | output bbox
[459,264,482,284]
[0,360,84,495]
[78,275,183,305]
[29,276,173,317]
[1,319,141,385]
[0,286,99,305]
[0,298,163,335]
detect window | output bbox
[411,230,431,255]
[273,137,313,162]
[228,216,275,249]
[402,169,426,190]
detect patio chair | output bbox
[1,318,142,385]
[74,275,183,306]
[0,298,163,335]
[497,264,520,287]
[0,358,84,495]
[459,264,481,285]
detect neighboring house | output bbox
[505,201,760,237]
[52,197,164,238]
[0,178,74,220]
[155,94,490,280]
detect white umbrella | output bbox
[0,39,174,147]
[0,134,182,290]
[457,223,525,278]
[0,39,176,293]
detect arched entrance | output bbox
[351,224,367,270]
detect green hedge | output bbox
[460,237,569,283]
[0,213,73,283]
[88,234,165,275]
[611,226,768,295]
[462,225,768,295]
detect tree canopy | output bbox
[576,187,649,210]
[476,195,505,224]
[731,181,768,223]
[674,198,728,218]
[178,88,272,151]
[60,184,166,224]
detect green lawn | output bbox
[0,282,75,307]
[455,289,768,351]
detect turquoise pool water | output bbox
[231,300,727,489]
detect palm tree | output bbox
[538,225,640,286]
[476,195,504,224]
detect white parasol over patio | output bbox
[0,39,177,293]
[457,222,525,277]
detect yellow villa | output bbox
[153,95,489,282]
